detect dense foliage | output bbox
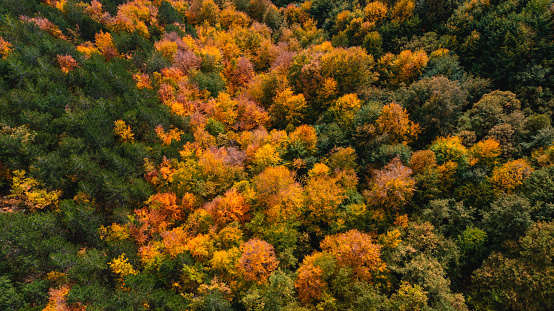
[1,0,553,310]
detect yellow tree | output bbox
[376,102,420,145]
[489,159,533,194]
[469,138,501,167]
[329,93,362,130]
[95,31,118,60]
[270,88,307,130]
[0,37,13,58]
[114,120,135,143]
[304,164,347,234]
[254,166,304,224]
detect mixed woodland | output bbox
[1,0,554,310]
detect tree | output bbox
[471,221,554,311]
[238,239,279,284]
[329,93,362,130]
[0,37,13,58]
[95,31,118,60]
[481,194,533,245]
[489,159,533,194]
[365,156,415,212]
[303,164,348,234]
[254,166,304,224]
[295,252,330,304]
[321,229,386,282]
[269,88,307,130]
[401,76,467,145]
[468,138,501,168]
[207,188,250,227]
[375,102,420,145]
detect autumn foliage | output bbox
[238,238,279,283]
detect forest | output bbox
[0,0,553,310]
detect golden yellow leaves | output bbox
[99,223,130,242]
[110,0,157,37]
[9,170,61,211]
[364,2,388,23]
[270,88,307,130]
[95,31,118,60]
[379,50,429,86]
[376,102,420,145]
[489,159,533,194]
[114,120,135,143]
[155,38,178,61]
[109,253,138,277]
[329,93,362,129]
[469,138,501,167]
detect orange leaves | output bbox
[321,229,386,282]
[304,165,347,232]
[376,102,420,145]
[21,16,67,40]
[161,226,190,257]
[409,150,437,174]
[489,159,533,194]
[289,124,318,153]
[365,156,415,211]
[235,99,270,131]
[133,73,153,89]
[95,31,118,60]
[237,238,279,283]
[43,285,71,311]
[56,55,78,73]
[86,0,107,23]
[207,188,250,227]
[155,125,183,145]
[114,120,135,143]
[295,252,327,303]
[254,166,304,223]
[0,37,13,58]
[129,192,184,244]
[185,233,214,261]
[148,192,186,222]
[296,230,386,304]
